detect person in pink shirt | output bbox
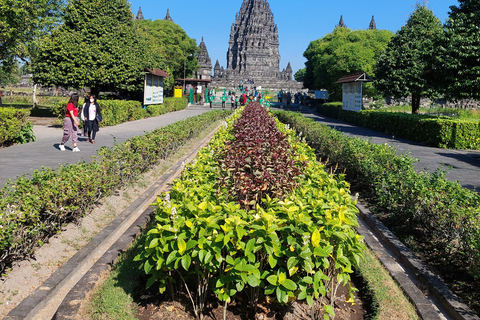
[59,93,80,152]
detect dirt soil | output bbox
[135,284,366,320]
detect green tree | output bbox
[375,5,443,113]
[136,19,199,88]
[294,68,306,82]
[0,0,63,86]
[32,0,147,96]
[303,27,393,101]
[436,0,480,100]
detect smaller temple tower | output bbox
[197,37,212,80]
[164,9,173,22]
[369,16,377,30]
[337,15,347,28]
[136,7,144,20]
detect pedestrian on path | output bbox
[59,93,80,152]
[84,94,103,144]
[230,93,235,110]
[80,96,89,137]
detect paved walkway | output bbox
[0,105,216,188]
[274,105,480,194]
[2,104,479,194]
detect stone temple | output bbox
[210,0,302,91]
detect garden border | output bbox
[357,201,479,320]
[5,124,222,320]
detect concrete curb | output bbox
[5,124,221,320]
[356,202,479,320]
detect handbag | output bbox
[96,113,102,122]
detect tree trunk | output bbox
[411,93,421,114]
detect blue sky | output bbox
[127,0,457,75]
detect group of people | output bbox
[277,91,306,106]
[59,93,103,152]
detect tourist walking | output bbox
[80,96,89,137]
[222,95,226,108]
[231,93,236,110]
[84,94,102,144]
[59,93,80,152]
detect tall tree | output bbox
[303,27,393,101]
[32,0,147,96]
[136,19,199,85]
[436,0,480,100]
[294,68,306,83]
[0,0,63,86]
[375,4,443,113]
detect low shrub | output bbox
[137,104,365,319]
[0,110,231,272]
[274,110,480,281]
[317,103,480,149]
[0,107,36,146]
[52,98,188,127]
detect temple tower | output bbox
[164,9,173,22]
[226,0,280,76]
[136,7,144,20]
[211,0,301,90]
[337,15,347,28]
[197,37,212,80]
[369,16,377,30]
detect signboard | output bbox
[342,82,363,112]
[144,74,164,105]
[315,90,328,100]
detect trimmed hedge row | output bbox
[0,110,231,272]
[53,97,188,127]
[0,107,36,146]
[274,110,480,280]
[317,102,480,150]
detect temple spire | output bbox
[337,15,346,28]
[136,7,144,20]
[164,9,173,22]
[369,15,377,30]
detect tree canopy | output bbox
[135,19,199,89]
[0,0,63,86]
[375,5,443,113]
[32,0,148,96]
[303,27,393,101]
[436,0,480,101]
[294,68,306,83]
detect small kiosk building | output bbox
[144,68,170,105]
[335,73,372,112]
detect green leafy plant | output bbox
[0,110,231,273]
[137,104,365,320]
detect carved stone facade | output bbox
[196,37,212,80]
[164,9,173,22]
[211,0,301,91]
[136,7,144,20]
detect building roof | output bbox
[335,72,372,84]
[145,68,170,78]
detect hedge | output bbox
[317,102,480,149]
[0,110,231,272]
[274,110,480,281]
[53,97,189,127]
[0,107,36,146]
